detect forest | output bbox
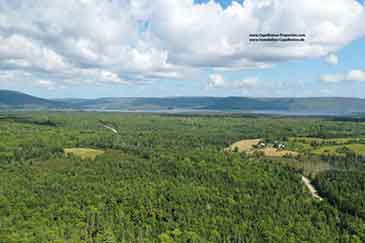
[0,112,364,243]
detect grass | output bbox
[64,148,104,160]
[289,137,365,145]
[210,135,365,158]
[313,144,365,156]
[290,137,351,143]
[228,139,261,152]
[259,147,298,157]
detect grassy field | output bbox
[227,139,261,152]
[287,136,365,156]
[289,137,356,144]
[259,147,298,157]
[313,144,365,156]
[64,148,105,159]
[228,139,298,157]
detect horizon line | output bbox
[1,89,365,100]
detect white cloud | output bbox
[236,77,257,88]
[347,69,365,81]
[0,34,68,72]
[0,0,364,89]
[320,74,345,83]
[208,74,226,88]
[324,54,339,65]
[0,0,176,86]
[76,69,127,84]
[205,74,315,97]
[207,73,257,89]
[35,80,58,90]
[0,71,14,80]
[320,69,365,83]
[143,0,364,68]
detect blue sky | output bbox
[0,0,364,98]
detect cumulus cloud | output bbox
[143,0,364,68]
[320,74,345,83]
[0,35,68,72]
[207,73,257,89]
[347,70,365,81]
[0,0,184,86]
[206,74,314,97]
[324,54,339,65]
[35,80,59,90]
[236,77,257,88]
[320,69,365,83]
[208,74,226,88]
[0,0,364,89]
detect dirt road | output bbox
[102,124,118,134]
[302,176,323,201]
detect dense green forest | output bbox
[314,171,365,219]
[0,112,364,242]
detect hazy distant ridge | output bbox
[1,90,365,114]
[0,90,65,109]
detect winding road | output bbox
[102,124,118,134]
[302,176,323,201]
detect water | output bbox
[73,108,353,116]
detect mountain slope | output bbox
[0,90,64,108]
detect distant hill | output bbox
[73,96,365,115]
[0,90,65,109]
[1,90,365,115]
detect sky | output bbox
[0,0,364,98]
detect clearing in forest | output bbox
[313,144,365,156]
[260,147,298,157]
[228,139,298,157]
[228,139,261,152]
[289,137,355,144]
[64,148,104,160]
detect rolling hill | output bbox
[0,90,65,109]
[1,90,365,115]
